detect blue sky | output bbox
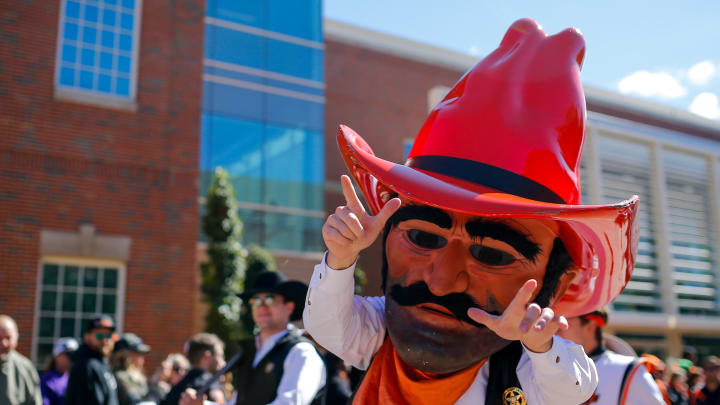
[324,1,720,121]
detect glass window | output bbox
[663,150,717,316]
[579,152,590,204]
[267,38,323,82]
[267,0,321,42]
[203,81,264,123]
[206,0,265,31]
[683,335,720,360]
[202,0,324,253]
[265,93,323,132]
[207,0,321,42]
[238,209,324,252]
[55,0,141,101]
[34,261,123,366]
[616,333,668,359]
[204,25,323,82]
[263,124,323,209]
[598,135,662,312]
[403,139,413,161]
[204,26,265,71]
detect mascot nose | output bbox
[424,239,469,296]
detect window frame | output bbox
[31,256,127,365]
[53,0,143,110]
[585,111,720,324]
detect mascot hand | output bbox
[466,279,568,353]
[323,175,401,270]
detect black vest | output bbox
[234,331,324,405]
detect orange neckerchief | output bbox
[354,337,486,405]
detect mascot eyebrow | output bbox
[390,204,452,229]
[389,204,541,261]
[465,220,541,262]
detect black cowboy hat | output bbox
[239,271,308,321]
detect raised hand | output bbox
[466,279,568,353]
[323,175,401,270]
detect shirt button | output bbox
[556,356,560,363]
[575,381,579,385]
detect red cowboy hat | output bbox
[337,18,639,317]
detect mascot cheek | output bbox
[385,232,432,281]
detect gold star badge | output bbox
[503,387,526,405]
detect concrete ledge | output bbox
[55,88,137,112]
[40,224,132,261]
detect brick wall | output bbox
[0,0,205,368]
[323,39,465,295]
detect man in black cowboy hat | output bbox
[232,271,326,405]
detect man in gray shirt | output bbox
[0,314,42,405]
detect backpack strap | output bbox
[618,358,648,405]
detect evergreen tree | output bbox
[200,167,247,355]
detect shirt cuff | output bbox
[307,251,356,294]
[522,335,565,364]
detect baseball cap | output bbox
[113,333,150,354]
[52,337,79,357]
[85,315,116,332]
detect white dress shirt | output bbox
[251,325,326,405]
[303,254,598,405]
[589,350,665,405]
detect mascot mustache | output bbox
[389,282,501,329]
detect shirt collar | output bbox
[255,324,293,351]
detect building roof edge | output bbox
[323,18,478,71]
[323,18,720,138]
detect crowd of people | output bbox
[1,293,719,405]
[0,270,353,405]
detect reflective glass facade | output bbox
[201,0,324,252]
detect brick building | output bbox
[2,0,719,368]
[0,0,204,367]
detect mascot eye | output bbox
[469,245,517,266]
[407,229,447,249]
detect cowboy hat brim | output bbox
[337,125,639,317]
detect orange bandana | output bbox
[353,338,486,405]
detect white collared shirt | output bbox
[250,324,326,405]
[590,350,665,405]
[303,253,599,405]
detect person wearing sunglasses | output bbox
[65,315,120,405]
[232,271,326,405]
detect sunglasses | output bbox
[248,295,281,309]
[94,332,115,341]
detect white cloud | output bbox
[618,71,687,99]
[687,61,717,85]
[468,45,481,57]
[688,92,720,120]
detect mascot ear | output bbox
[551,268,578,308]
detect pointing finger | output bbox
[503,279,538,322]
[327,215,356,240]
[519,303,541,333]
[549,315,569,332]
[533,307,555,332]
[467,307,499,329]
[370,198,401,233]
[340,175,365,215]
